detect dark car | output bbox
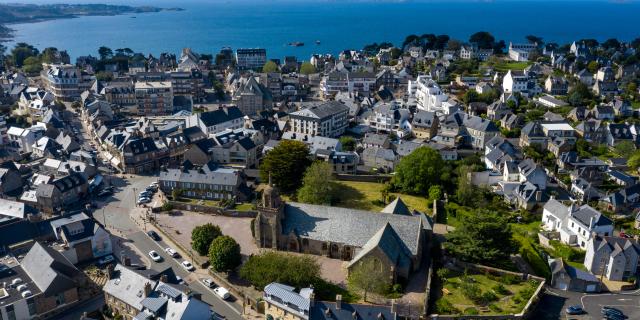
[147,230,161,241]
[602,306,625,319]
[566,305,584,315]
[97,189,113,197]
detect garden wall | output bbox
[429,260,546,320]
[159,201,257,218]
[335,174,392,183]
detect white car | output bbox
[148,250,162,262]
[165,247,178,258]
[213,287,230,300]
[137,197,151,205]
[202,278,215,288]
[181,260,195,271]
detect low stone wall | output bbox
[335,174,392,183]
[163,201,257,218]
[429,259,546,320]
[537,231,560,249]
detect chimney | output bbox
[160,274,168,283]
[535,190,542,202]
[391,299,397,314]
[335,294,342,310]
[309,291,315,307]
[106,264,115,280]
[590,216,594,228]
[143,282,152,297]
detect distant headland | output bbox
[0,3,182,41]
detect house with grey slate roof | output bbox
[542,199,613,249]
[289,101,349,138]
[254,183,430,283]
[584,236,640,281]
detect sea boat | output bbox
[288,42,304,47]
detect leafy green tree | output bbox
[429,185,442,202]
[392,146,446,195]
[240,251,320,289]
[567,82,593,106]
[299,62,317,75]
[96,71,114,81]
[297,162,335,205]
[626,82,638,96]
[98,46,113,60]
[602,38,620,50]
[338,136,356,152]
[628,151,640,169]
[262,60,279,73]
[260,140,311,193]
[191,223,222,256]
[348,257,391,302]
[208,235,241,272]
[587,61,599,74]
[615,140,636,158]
[525,35,543,46]
[22,56,42,74]
[40,47,59,63]
[10,43,39,67]
[469,31,495,49]
[444,209,517,265]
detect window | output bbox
[27,298,36,316]
[55,293,66,306]
[5,305,14,320]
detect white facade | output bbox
[542,199,614,249]
[502,70,528,94]
[408,75,450,113]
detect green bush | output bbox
[240,251,320,289]
[488,304,502,313]
[550,240,585,262]
[464,307,479,315]
[460,282,482,303]
[501,274,522,285]
[492,283,509,295]
[480,291,498,304]
[519,241,551,279]
[435,299,459,314]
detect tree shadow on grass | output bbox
[331,182,371,211]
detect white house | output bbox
[584,236,640,281]
[542,199,614,249]
[408,75,450,114]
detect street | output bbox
[533,288,640,320]
[72,111,243,320]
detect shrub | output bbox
[480,291,498,304]
[392,284,403,293]
[492,283,509,295]
[191,223,222,256]
[208,236,242,272]
[502,274,522,285]
[463,307,479,315]
[240,251,320,289]
[460,282,482,303]
[435,299,459,314]
[488,304,502,313]
[161,202,173,211]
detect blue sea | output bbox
[5,0,640,61]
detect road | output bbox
[73,111,243,319]
[533,288,640,320]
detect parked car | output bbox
[165,247,179,258]
[97,255,114,265]
[181,260,195,272]
[139,191,152,198]
[137,197,151,205]
[602,306,626,319]
[97,189,113,197]
[147,230,161,241]
[566,305,584,315]
[148,251,162,262]
[202,278,215,288]
[213,287,230,300]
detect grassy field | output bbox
[483,60,533,72]
[436,271,540,315]
[332,180,430,213]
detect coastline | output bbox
[0,5,182,43]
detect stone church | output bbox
[253,182,432,282]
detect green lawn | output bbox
[483,60,533,72]
[436,271,540,315]
[332,181,430,213]
[632,101,640,110]
[234,203,254,211]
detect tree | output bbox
[428,185,442,202]
[240,251,320,289]
[628,151,640,170]
[402,34,420,49]
[338,136,356,151]
[525,35,543,46]
[22,56,42,74]
[96,71,114,81]
[191,223,222,256]
[98,46,113,60]
[299,62,316,75]
[626,82,638,96]
[444,209,517,265]
[348,257,391,302]
[208,235,241,272]
[10,43,39,67]
[297,162,335,205]
[260,140,312,193]
[587,61,599,74]
[567,82,593,106]
[602,38,620,50]
[392,146,446,195]
[446,39,462,51]
[262,60,279,73]
[469,31,495,49]
[40,47,59,63]
[615,140,636,158]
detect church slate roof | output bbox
[282,202,423,256]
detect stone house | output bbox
[584,236,640,281]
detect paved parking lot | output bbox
[533,288,640,320]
